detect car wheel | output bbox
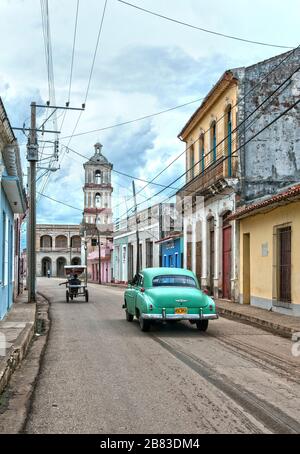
[85,289,89,302]
[196,320,209,332]
[139,315,151,332]
[126,309,134,322]
[66,290,69,303]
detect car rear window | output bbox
[152,275,197,287]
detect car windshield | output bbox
[152,275,197,288]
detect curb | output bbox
[0,310,36,397]
[0,293,51,434]
[216,305,296,339]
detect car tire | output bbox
[126,309,134,322]
[139,315,151,332]
[66,290,69,303]
[196,320,209,331]
[85,289,89,302]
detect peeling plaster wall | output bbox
[237,49,300,202]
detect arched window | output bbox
[55,235,67,249]
[40,235,52,249]
[189,145,195,180]
[199,134,205,173]
[95,193,102,208]
[225,106,232,176]
[210,121,217,162]
[71,236,81,248]
[95,170,102,184]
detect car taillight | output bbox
[203,289,209,295]
[209,304,213,311]
[140,287,145,293]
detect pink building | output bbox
[87,240,113,284]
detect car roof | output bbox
[141,267,197,287]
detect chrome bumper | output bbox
[142,313,218,321]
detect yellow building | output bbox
[177,71,239,300]
[230,184,300,316]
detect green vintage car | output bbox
[123,267,218,332]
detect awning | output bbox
[1,175,26,214]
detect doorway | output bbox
[243,233,250,304]
[42,257,52,276]
[222,212,232,300]
[57,257,66,277]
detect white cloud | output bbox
[0,0,299,224]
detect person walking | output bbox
[47,269,51,278]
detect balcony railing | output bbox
[183,154,237,196]
[39,247,81,252]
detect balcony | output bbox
[180,154,238,197]
[39,247,81,253]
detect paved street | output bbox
[25,278,300,434]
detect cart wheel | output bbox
[66,290,69,303]
[85,289,89,302]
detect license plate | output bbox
[175,307,187,314]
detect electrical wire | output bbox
[59,0,80,132]
[116,64,300,222]
[113,45,300,213]
[60,96,205,139]
[117,0,293,49]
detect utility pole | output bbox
[27,102,38,303]
[132,181,140,275]
[27,102,38,302]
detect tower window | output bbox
[95,170,102,184]
[95,193,102,208]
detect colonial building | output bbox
[0,97,27,319]
[81,143,113,283]
[113,203,177,283]
[177,48,300,302]
[156,232,183,269]
[230,184,300,316]
[36,224,81,277]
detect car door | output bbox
[135,273,145,314]
[126,274,139,315]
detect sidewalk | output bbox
[216,299,300,339]
[0,293,36,396]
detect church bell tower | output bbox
[83,142,113,233]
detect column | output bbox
[183,220,188,269]
[201,218,208,289]
[191,221,196,273]
[215,215,221,297]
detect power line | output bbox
[117,0,293,49]
[59,0,80,132]
[60,96,205,139]
[116,63,300,222]
[61,144,180,190]
[113,45,299,213]
[59,0,108,167]
[157,97,300,210]
[37,191,83,211]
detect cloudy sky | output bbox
[0,0,299,229]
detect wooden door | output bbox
[222,225,232,299]
[186,241,192,270]
[279,227,291,302]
